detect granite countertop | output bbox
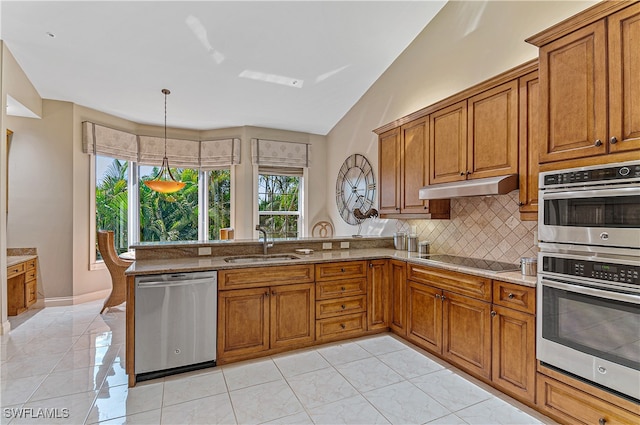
[7,255,38,268]
[126,248,537,287]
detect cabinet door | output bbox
[270,283,315,349]
[367,259,389,331]
[467,80,519,179]
[608,3,640,154]
[401,118,430,213]
[538,20,608,162]
[518,71,540,220]
[443,291,492,379]
[218,288,269,360]
[491,305,536,403]
[378,128,401,214]
[407,280,442,354]
[430,100,468,184]
[389,260,407,336]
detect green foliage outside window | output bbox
[258,174,300,239]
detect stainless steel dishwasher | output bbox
[134,271,217,381]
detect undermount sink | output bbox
[224,254,301,264]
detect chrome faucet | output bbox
[255,225,274,255]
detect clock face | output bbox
[336,154,376,225]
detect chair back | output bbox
[97,230,131,273]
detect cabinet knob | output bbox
[508,293,514,299]
[396,207,400,211]
[340,323,346,329]
[435,294,441,300]
[341,304,346,310]
[265,291,269,297]
[598,418,606,425]
[610,136,618,144]
[518,202,525,207]
[594,139,603,147]
[369,263,373,268]
[491,311,497,317]
[341,268,345,273]
[424,206,428,209]
[341,286,346,291]
[466,171,471,175]
[460,172,465,176]
[441,295,446,301]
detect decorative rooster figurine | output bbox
[352,208,379,237]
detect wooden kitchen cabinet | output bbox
[377,121,450,218]
[466,80,519,180]
[429,100,468,184]
[518,71,540,221]
[389,260,407,336]
[7,256,38,316]
[315,261,369,342]
[367,259,389,331]
[529,1,640,166]
[218,264,315,363]
[406,264,492,379]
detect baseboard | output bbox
[1,320,11,335]
[44,289,111,308]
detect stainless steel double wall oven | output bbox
[537,161,640,400]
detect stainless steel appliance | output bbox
[538,160,640,248]
[537,161,640,400]
[135,271,217,381]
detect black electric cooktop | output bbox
[420,254,520,273]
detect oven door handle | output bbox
[540,277,640,305]
[541,186,640,200]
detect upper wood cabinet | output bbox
[377,121,450,218]
[529,2,640,165]
[518,71,540,221]
[429,80,519,184]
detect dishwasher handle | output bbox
[136,279,214,289]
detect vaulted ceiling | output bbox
[1,1,447,135]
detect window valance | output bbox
[251,138,311,168]
[200,138,241,169]
[82,122,138,162]
[82,121,241,168]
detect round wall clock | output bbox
[336,153,376,225]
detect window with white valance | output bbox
[82,121,241,168]
[251,138,311,168]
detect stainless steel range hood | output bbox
[419,174,518,200]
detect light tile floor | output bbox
[1,301,555,424]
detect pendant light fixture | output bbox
[143,89,186,194]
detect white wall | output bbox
[325,0,598,236]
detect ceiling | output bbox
[1,1,447,135]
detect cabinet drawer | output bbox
[315,261,367,281]
[537,373,640,425]
[25,281,37,306]
[407,264,491,301]
[25,268,37,283]
[316,313,366,342]
[315,278,367,300]
[26,259,37,271]
[7,263,25,279]
[493,281,535,314]
[316,295,366,319]
[219,264,314,289]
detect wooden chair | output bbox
[97,230,132,314]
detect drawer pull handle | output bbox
[340,268,345,273]
[491,311,497,317]
[341,304,346,310]
[507,293,514,299]
[340,323,346,329]
[341,286,346,291]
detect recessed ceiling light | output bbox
[46,32,56,38]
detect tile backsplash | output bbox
[396,191,537,265]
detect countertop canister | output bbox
[393,232,407,250]
[521,257,537,276]
[407,234,418,252]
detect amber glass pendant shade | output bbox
[144,89,185,194]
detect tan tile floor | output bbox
[1,301,555,424]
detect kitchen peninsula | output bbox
[124,236,538,409]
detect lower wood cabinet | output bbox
[7,257,38,316]
[389,260,407,336]
[367,259,389,331]
[218,283,314,362]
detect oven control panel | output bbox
[541,162,640,188]
[542,256,640,285]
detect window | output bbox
[138,165,199,242]
[258,172,300,238]
[207,169,232,240]
[95,155,129,258]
